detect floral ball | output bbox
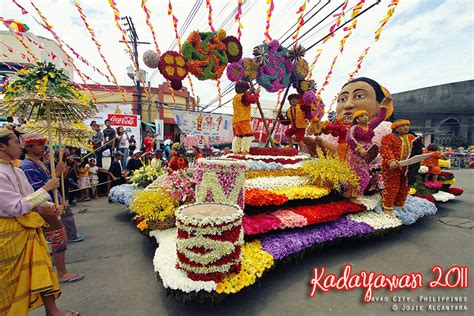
[143,50,160,69]
[223,36,243,63]
[226,62,244,82]
[159,50,188,90]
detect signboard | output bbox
[171,109,233,146]
[155,119,164,141]
[251,118,289,144]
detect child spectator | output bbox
[78,158,91,201]
[89,158,99,198]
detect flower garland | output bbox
[176,203,244,282]
[245,189,288,207]
[215,240,274,294]
[129,165,163,188]
[269,185,330,201]
[226,155,307,164]
[242,160,284,171]
[249,147,298,156]
[301,151,360,191]
[245,176,312,191]
[245,168,306,179]
[130,190,179,223]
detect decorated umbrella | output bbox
[1,62,96,209]
[5,19,30,33]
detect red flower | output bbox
[447,188,464,196]
[245,189,288,206]
[414,195,436,203]
[249,148,298,156]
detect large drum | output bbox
[175,203,244,282]
[195,159,246,209]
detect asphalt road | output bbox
[32,169,473,316]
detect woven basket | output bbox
[148,215,176,231]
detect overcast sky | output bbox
[1,0,473,114]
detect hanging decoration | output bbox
[106,0,150,99]
[158,51,188,90]
[205,0,216,32]
[143,50,161,69]
[182,30,228,81]
[348,0,400,79]
[0,17,38,63]
[253,40,294,92]
[235,0,244,41]
[141,0,161,56]
[292,0,307,44]
[4,19,29,33]
[12,0,28,15]
[73,0,127,102]
[322,0,348,43]
[306,48,322,80]
[222,36,243,63]
[263,0,275,42]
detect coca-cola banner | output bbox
[171,109,233,146]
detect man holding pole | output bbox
[20,133,84,283]
[232,81,260,154]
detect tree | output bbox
[449,135,470,149]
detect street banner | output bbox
[251,118,289,144]
[155,119,164,141]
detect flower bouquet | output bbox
[130,165,163,188]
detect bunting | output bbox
[264,0,275,42]
[235,0,244,41]
[29,1,99,102]
[107,0,150,99]
[73,0,127,101]
[167,0,196,102]
[292,0,307,44]
[217,79,222,108]
[322,0,348,43]
[12,0,28,15]
[348,0,400,80]
[141,0,161,56]
[306,49,322,80]
[0,17,39,63]
[205,0,215,32]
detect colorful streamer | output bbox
[348,47,370,80]
[29,0,99,102]
[73,0,127,102]
[12,0,28,15]
[107,0,150,99]
[235,0,244,41]
[306,49,322,79]
[292,0,307,43]
[264,0,275,42]
[217,79,222,108]
[322,0,349,43]
[141,0,161,56]
[205,0,216,32]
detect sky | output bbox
[1,0,473,114]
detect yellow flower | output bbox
[270,185,330,200]
[130,190,178,222]
[137,220,148,231]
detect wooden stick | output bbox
[45,104,60,218]
[81,138,115,159]
[265,83,292,147]
[249,81,275,148]
[58,134,66,207]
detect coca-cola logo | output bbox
[107,114,137,127]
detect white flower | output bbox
[245,176,312,190]
[348,211,403,230]
[355,193,382,211]
[432,191,455,202]
[418,166,429,174]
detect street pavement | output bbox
[32,169,473,316]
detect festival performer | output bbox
[318,113,352,160]
[305,77,393,156]
[346,98,390,197]
[232,81,260,154]
[280,94,307,152]
[421,143,443,183]
[380,120,417,215]
[0,127,79,316]
[20,133,85,283]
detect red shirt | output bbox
[144,137,154,152]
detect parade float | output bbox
[104,0,466,303]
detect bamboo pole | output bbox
[265,83,292,147]
[249,81,275,148]
[45,103,60,218]
[58,133,66,207]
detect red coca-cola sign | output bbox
[107,114,138,127]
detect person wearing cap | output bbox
[109,151,126,187]
[380,120,417,215]
[150,149,163,170]
[126,150,143,175]
[20,133,85,283]
[280,93,307,152]
[0,127,80,316]
[232,80,260,154]
[346,94,391,198]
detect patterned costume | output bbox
[0,158,60,315]
[347,106,388,196]
[380,121,416,210]
[285,103,306,142]
[232,81,260,154]
[421,148,442,175]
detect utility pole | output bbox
[120,16,149,117]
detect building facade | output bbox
[392,80,474,146]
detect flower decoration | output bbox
[295,79,316,94]
[432,191,455,203]
[143,50,160,69]
[245,176,312,191]
[182,30,229,81]
[327,110,337,123]
[130,189,179,224]
[447,188,463,196]
[108,183,142,207]
[414,195,436,203]
[253,40,295,92]
[158,50,188,91]
[292,58,309,81]
[249,147,298,156]
[270,185,330,201]
[130,165,163,188]
[392,196,437,225]
[288,44,306,62]
[241,58,258,82]
[245,168,306,179]
[169,156,188,172]
[245,189,288,207]
[348,210,403,230]
[161,168,198,204]
[226,62,244,82]
[215,240,274,294]
[222,36,243,63]
[302,151,360,191]
[424,181,443,189]
[176,203,244,282]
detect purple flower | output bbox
[226,62,244,82]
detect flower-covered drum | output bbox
[176,203,244,282]
[195,159,246,209]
